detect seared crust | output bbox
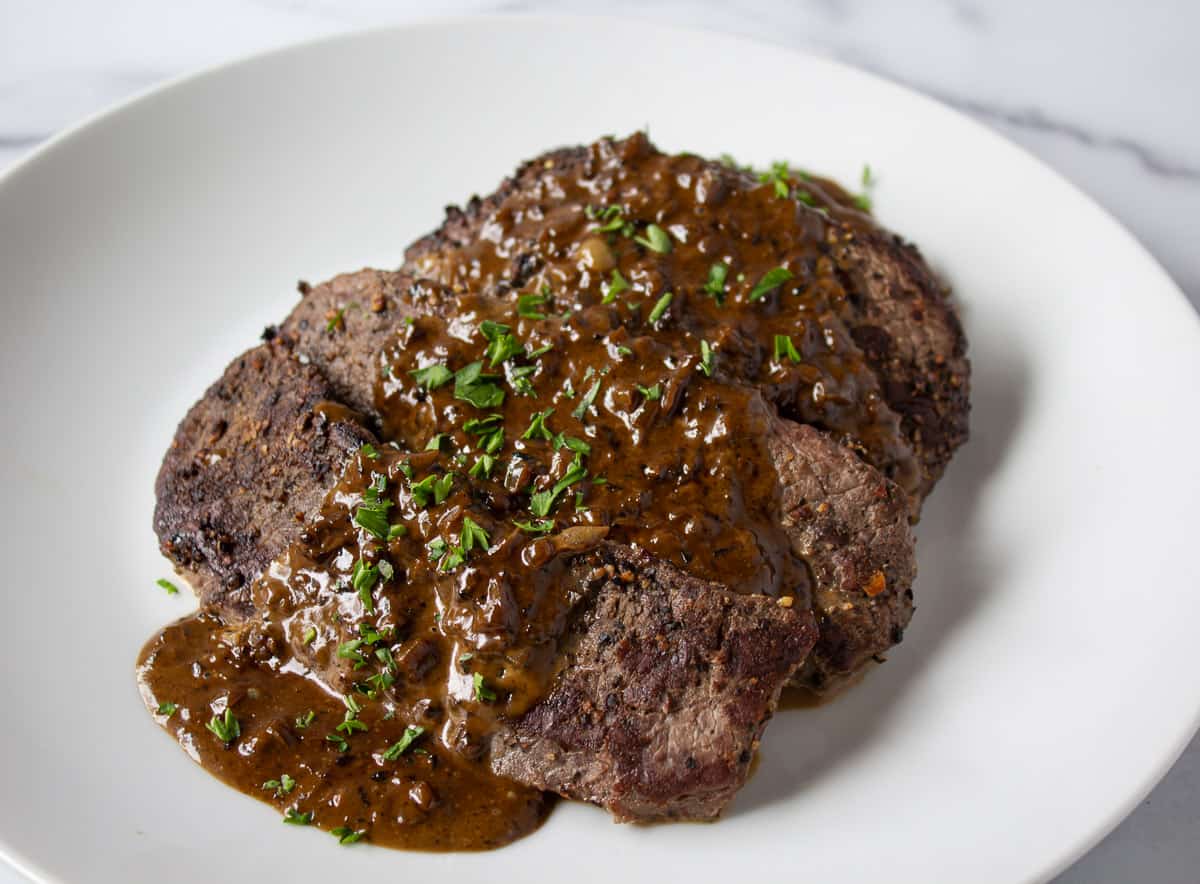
[153,339,375,616]
[765,420,916,693]
[491,544,817,822]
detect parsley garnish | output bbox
[460,517,491,554]
[468,454,496,479]
[514,518,554,534]
[603,268,630,304]
[205,709,240,743]
[588,204,631,235]
[283,808,312,825]
[749,267,793,302]
[351,559,380,612]
[325,307,345,332]
[634,223,672,253]
[427,537,448,561]
[647,291,673,325]
[302,627,317,645]
[699,340,715,377]
[529,462,588,517]
[522,408,555,441]
[262,774,296,797]
[331,827,365,845]
[410,471,455,508]
[518,290,550,319]
[703,263,728,303]
[552,433,590,456]
[854,163,875,211]
[572,378,602,421]
[473,672,497,703]
[353,491,392,541]
[156,701,178,717]
[295,710,315,730]
[424,433,449,452]
[155,578,180,596]
[387,523,407,540]
[380,725,425,760]
[454,361,506,409]
[359,443,379,459]
[773,334,802,363]
[480,320,525,366]
[410,363,453,391]
[635,383,663,401]
[464,414,504,453]
[758,161,791,198]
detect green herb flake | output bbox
[460,516,491,554]
[518,291,550,319]
[331,826,365,845]
[427,537,448,561]
[514,518,554,534]
[552,433,590,456]
[699,340,715,377]
[480,320,526,367]
[603,268,630,304]
[647,291,673,326]
[295,710,316,730]
[773,334,802,364]
[454,361,506,409]
[468,453,496,480]
[473,671,497,703]
[522,408,555,441]
[205,709,240,743]
[351,559,380,613]
[409,363,454,391]
[572,379,603,421]
[634,223,672,254]
[758,161,791,198]
[156,578,180,596]
[703,263,729,303]
[353,495,393,541]
[380,725,426,761]
[283,808,312,826]
[635,383,663,401]
[156,701,178,717]
[302,627,317,645]
[387,523,407,540]
[749,267,793,302]
[325,307,345,333]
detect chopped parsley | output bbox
[156,578,180,596]
[699,340,715,377]
[295,710,316,730]
[424,433,449,452]
[351,559,380,613]
[380,725,425,760]
[522,408,555,441]
[359,443,379,459]
[634,223,672,253]
[552,433,590,456]
[529,462,588,517]
[647,291,673,325]
[464,414,504,453]
[302,627,317,645]
[703,263,729,303]
[758,161,791,198]
[749,267,793,302]
[410,471,455,508]
[283,808,312,825]
[205,709,240,743]
[773,334,803,363]
[514,518,554,534]
[854,163,875,211]
[325,307,345,332]
[460,517,491,554]
[331,827,365,845]
[473,671,497,703]
[572,378,602,421]
[517,290,550,319]
[587,204,631,235]
[480,320,525,367]
[468,454,496,479]
[387,523,407,540]
[156,701,178,717]
[409,362,453,391]
[353,490,393,540]
[262,774,296,797]
[454,361,506,409]
[603,268,630,304]
[635,383,663,401]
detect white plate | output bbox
[1,15,1197,884]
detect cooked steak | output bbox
[492,544,817,821]
[404,132,969,501]
[153,338,375,616]
[141,133,969,849]
[765,419,915,692]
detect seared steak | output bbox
[492,543,817,821]
[404,132,969,501]
[153,339,375,616]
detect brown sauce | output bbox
[138,134,910,851]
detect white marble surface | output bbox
[1,1,1197,881]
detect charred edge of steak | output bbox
[490,543,817,822]
[765,419,916,694]
[152,338,376,617]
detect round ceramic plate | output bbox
[1,15,1197,884]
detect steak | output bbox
[404,132,969,501]
[491,543,817,821]
[153,338,375,616]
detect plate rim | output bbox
[1,14,1197,884]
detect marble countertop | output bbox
[2,1,1197,880]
